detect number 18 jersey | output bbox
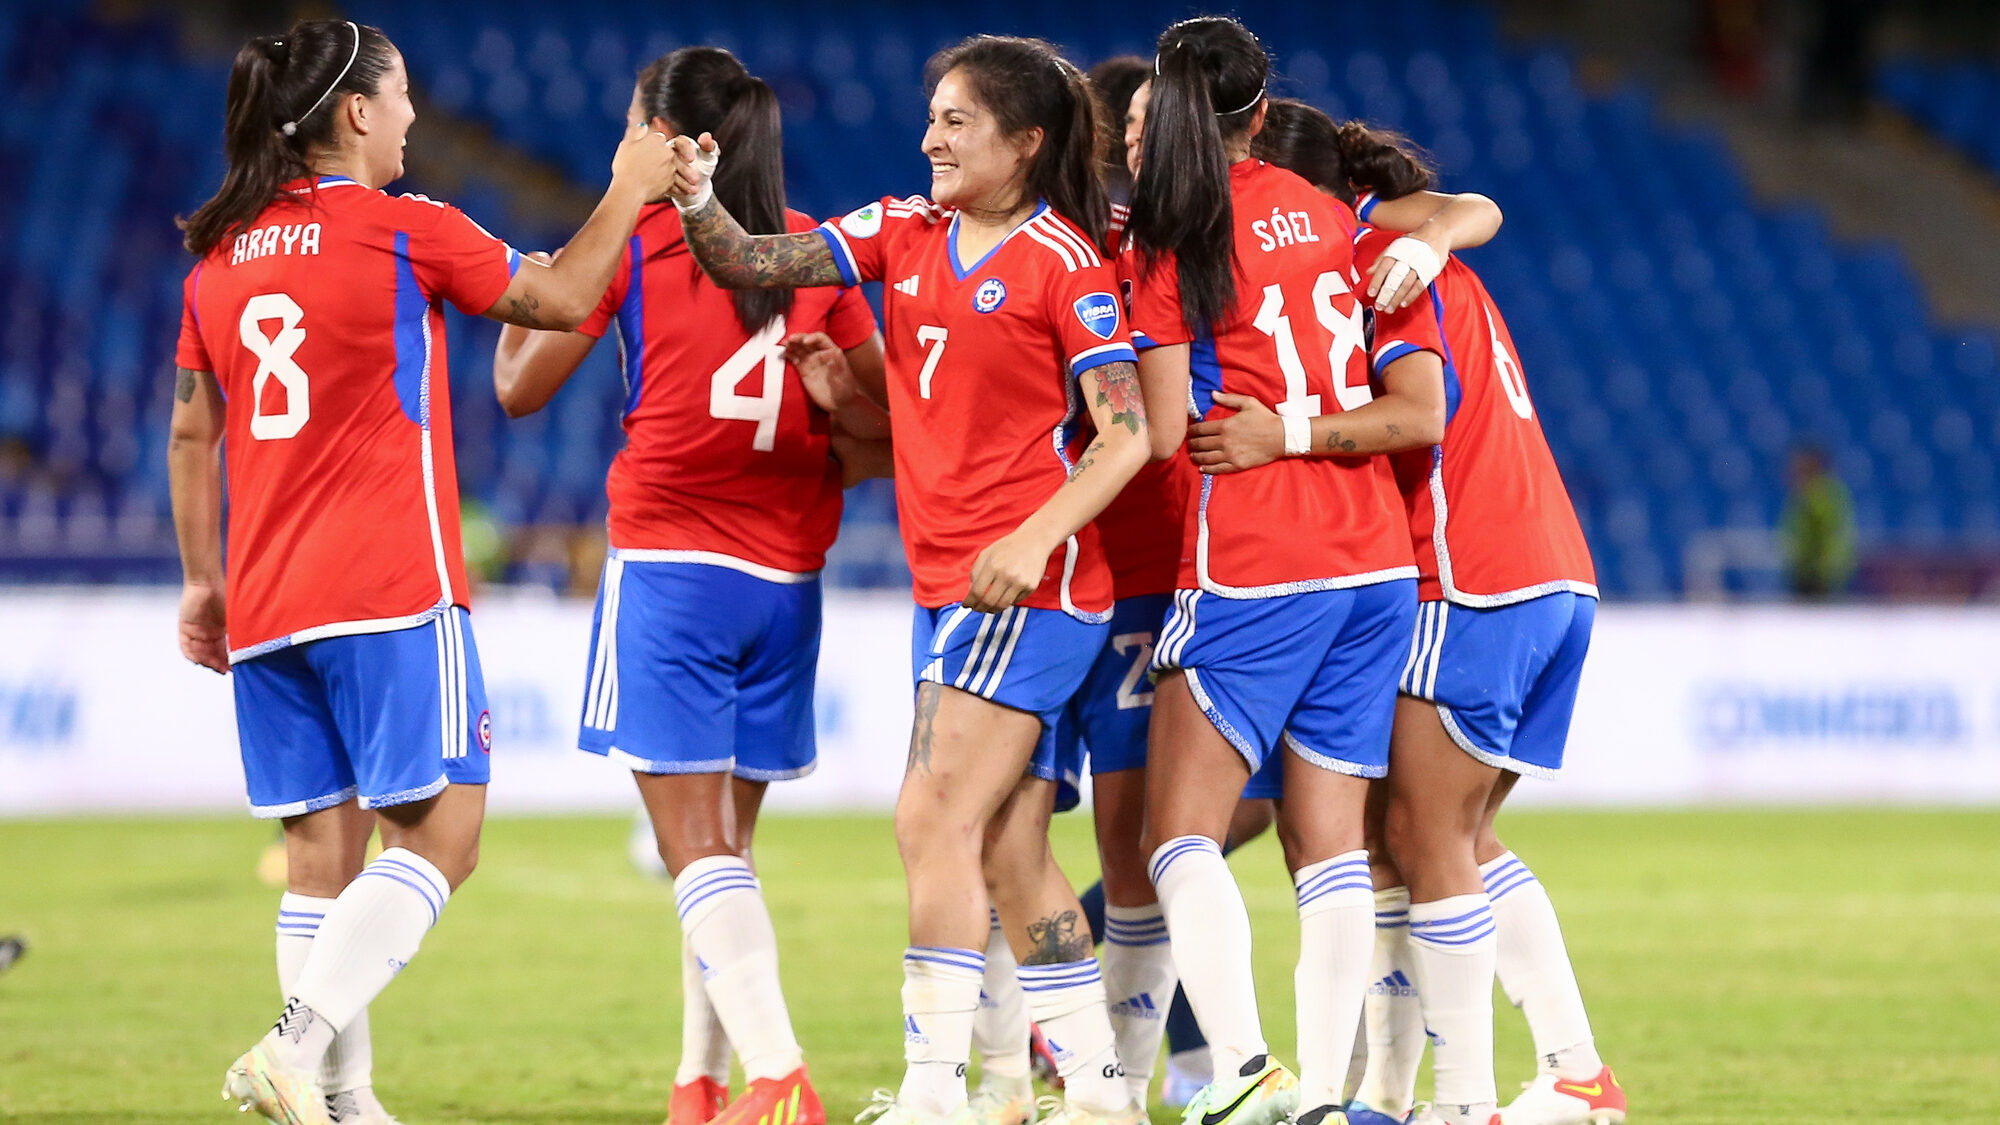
[175,176,520,661]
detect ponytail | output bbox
[181,20,394,256]
[639,48,793,333]
[1333,120,1435,203]
[1252,98,1436,206]
[1126,17,1267,336]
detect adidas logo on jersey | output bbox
[894,275,920,297]
[1369,970,1416,998]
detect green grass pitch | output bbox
[2,810,1997,1124]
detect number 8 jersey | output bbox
[175,176,521,661]
[1123,160,1414,596]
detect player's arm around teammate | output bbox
[676,36,1151,1125]
[170,19,675,1125]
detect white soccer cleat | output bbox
[1035,1095,1147,1125]
[1177,1054,1297,1125]
[221,1043,334,1125]
[968,1078,1037,1125]
[854,1090,977,1125]
[1499,1069,1626,1125]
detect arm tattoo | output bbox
[1323,428,1358,453]
[1092,361,1145,435]
[174,367,199,403]
[504,292,548,329]
[906,682,941,777]
[681,197,844,289]
[1067,436,1105,482]
[1021,909,1094,965]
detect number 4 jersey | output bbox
[175,176,521,661]
[576,204,877,576]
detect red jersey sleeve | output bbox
[175,264,211,371]
[402,197,522,315]
[1123,249,1194,350]
[1354,229,1446,375]
[816,195,947,286]
[825,284,879,351]
[1049,258,1139,378]
[576,242,633,340]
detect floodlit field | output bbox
[3,810,1997,1124]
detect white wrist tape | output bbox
[671,141,722,212]
[1282,414,1312,457]
[1380,235,1445,291]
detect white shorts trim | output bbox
[1436,704,1559,779]
[247,784,359,821]
[1281,730,1387,779]
[608,547,820,584]
[359,773,452,810]
[229,598,451,664]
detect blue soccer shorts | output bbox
[1152,580,1418,784]
[233,607,492,818]
[1399,592,1596,777]
[578,556,822,781]
[1047,593,1172,810]
[911,602,1108,791]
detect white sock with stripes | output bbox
[1291,852,1374,1113]
[275,849,451,1073]
[1482,852,1602,1079]
[674,855,803,1082]
[1102,903,1177,1103]
[1352,886,1424,1115]
[1407,894,1498,1125]
[972,912,1032,1089]
[1020,959,1131,1113]
[276,894,381,1113]
[674,935,732,1086]
[899,946,986,1114]
[1148,835,1267,1080]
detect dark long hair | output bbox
[638,47,793,333]
[1086,56,1151,203]
[1127,17,1268,335]
[181,20,395,256]
[1251,98,1436,206]
[924,36,1109,252]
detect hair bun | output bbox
[259,36,290,66]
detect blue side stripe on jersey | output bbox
[1427,285,1463,426]
[391,231,429,428]
[1188,332,1224,419]
[615,235,645,419]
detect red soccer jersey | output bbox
[1124,160,1414,596]
[1357,228,1598,605]
[175,175,519,660]
[577,204,877,576]
[817,196,1136,618]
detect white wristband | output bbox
[671,180,713,212]
[670,141,722,212]
[1282,414,1312,457]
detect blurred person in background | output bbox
[1086,56,1149,206]
[170,16,677,1124]
[1781,444,1855,600]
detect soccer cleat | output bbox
[1291,1107,1351,1125]
[1035,1095,1148,1125]
[1177,1054,1298,1125]
[222,1042,334,1125]
[669,1076,732,1125]
[1500,1068,1625,1125]
[854,1090,976,1125]
[711,1068,825,1125]
[969,1078,1037,1125]
[324,1088,403,1125]
[1029,1023,1063,1090]
[1338,1100,1406,1125]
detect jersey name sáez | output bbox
[176,176,519,661]
[818,196,1136,619]
[579,205,877,577]
[1356,222,1597,605]
[1124,160,1414,597]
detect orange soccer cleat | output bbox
[709,1068,826,1125]
[1501,1066,1626,1125]
[669,1076,731,1125]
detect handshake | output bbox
[610,123,722,212]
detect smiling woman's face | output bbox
[921,68,1039,212]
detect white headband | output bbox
[1152,44,1266,116]
[282,21,360,137]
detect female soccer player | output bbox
[672,34,1150,1125]
[1119,18,1466,1125]
[1231,99,1620,1125]
[169,18,676,1125]
[491,46,885,1125]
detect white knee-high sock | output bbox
[675,932,733,1086]
[674,856,803,1082]
[1407,894,1498,1125]
[899,946,986,1114]
[972,912,1032,1087]
[1353,886,1423,1114]
[1020,959,1131,1113]
[275,849,451,1074]
[1148,835,1267,1080]
[1102,903,1177,1103]
[1482,853,1602,1080]
[277,893,382,1115]
[1291,852,1373,1113]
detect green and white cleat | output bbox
[968,1078,1038,1125]
[221,1042,334,1125]
[1178,1055,1298,1125]
[854,1091,977,1125]
[1035,1095,1148,1125]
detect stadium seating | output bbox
[4,0,1995,595]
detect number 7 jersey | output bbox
[175,176,521,661]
